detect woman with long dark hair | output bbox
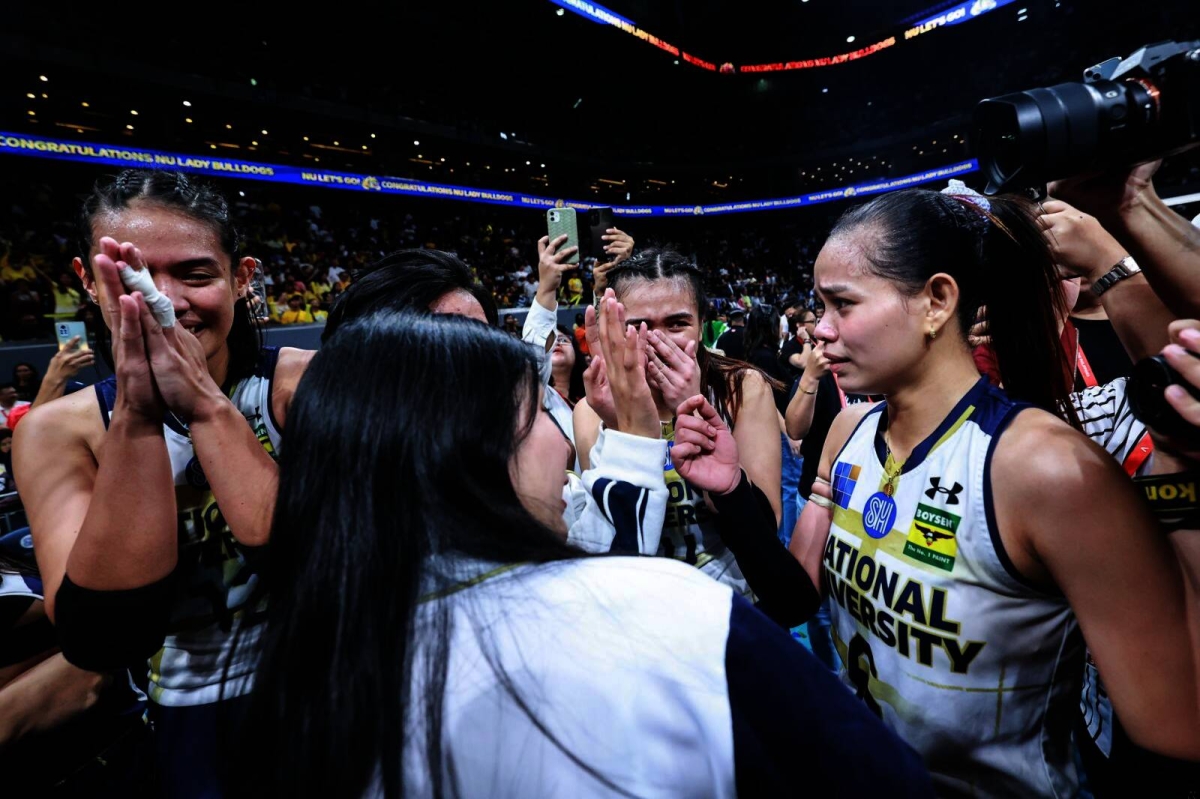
[14,169,313,796]
[232,310,932,798]
[574,250,783,597]
[770,187,1200,795]
[550,323,587,406]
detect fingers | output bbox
[92,251,125,324]
[1040,199,1071,215]
[584,304,601,351]
[676,394,708,418]
[648,329,688,369]
[625,322,648,373]
[645,353,669,389]
[670,441,702,461]
[119,294,143,342]
[673,426,716,451]
[137,292,172,364]
[1168,320,1200,347]
[1162,342,1200,394]
[675,411,718,439]
[690,396,725,427]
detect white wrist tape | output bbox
[118,265,176,328]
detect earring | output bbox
[929,327,938,340]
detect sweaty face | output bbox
[79,203,250,364]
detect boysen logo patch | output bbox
[833,462,861,509]
[903,503,960,572]
[925,476,963,505]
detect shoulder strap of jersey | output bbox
[93,376,118,430]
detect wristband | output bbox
[807,494,834,510]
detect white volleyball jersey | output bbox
[825,378,1082,798]
[94,348,283,707]
[659,415,753,597]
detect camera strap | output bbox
[1133,471,1200,531]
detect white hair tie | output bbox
[940,179,992,213]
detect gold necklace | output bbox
[881,427,905,497]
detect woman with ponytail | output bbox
[740,186,1200,795]
[13,169,313,796]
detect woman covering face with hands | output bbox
[574,250,782,598]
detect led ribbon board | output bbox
[550,0,1016,72]
[0,131,977,217]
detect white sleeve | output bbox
[566,431,668,556]
[521,295,558,346]
[1071,377,1146,466]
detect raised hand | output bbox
[596,290,659,439]
[582,302,617,429]
[593,228,634,293]
[670,394,741,495]
[92,237,163,420]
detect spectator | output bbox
[6,279,45,340]
[0,384,30,428]
[572,311,589,357]
[12,362,40,403]
[308,296,328,323]
[279,294,314,324]
[50,272,83,321]
[715,307,746,358]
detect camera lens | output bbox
[974,78,1156,193]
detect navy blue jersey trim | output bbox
[876,377,990,474]
[93,377,117,431]
[983,405,1062,595]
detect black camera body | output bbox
[974,40,1200,194]
[1128,353,1200,449]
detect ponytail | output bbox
[830,188,1079,428]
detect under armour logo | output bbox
[925,477,962,505]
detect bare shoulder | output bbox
[822,401,876,461]
[270,347,316,429]
[730,368,775,421]
[14,388,104,458]
[991,407,1113,497]
[274,347,315,389]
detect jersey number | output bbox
[847,633,883,718]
